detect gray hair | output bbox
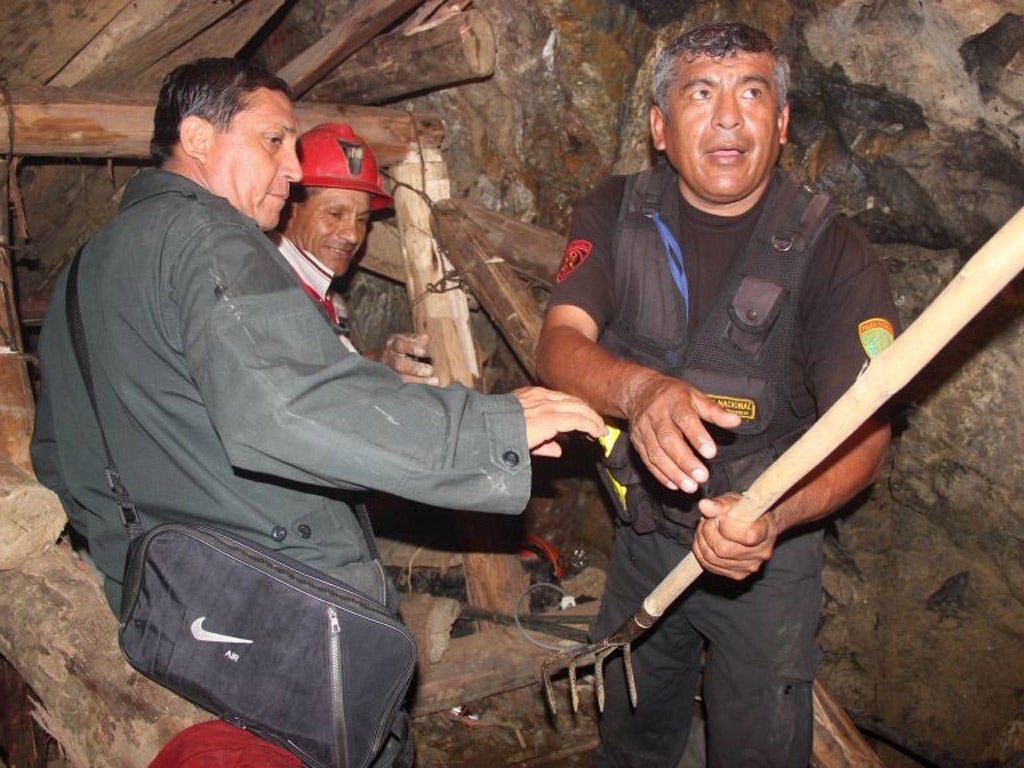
[651,23,790,118]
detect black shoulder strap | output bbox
[65,249,144,541]
[620,159,675,219]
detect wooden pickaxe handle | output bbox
[642,205,1024,620]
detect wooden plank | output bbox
[310,7,495,105]
[277,0,426,99]
[5,87,444,163]
[0,0,128,86]
[50,0,247,90]
[812,680,886,768]
[411,626,560,715]
[433,198,544,378]
[0,131,35,473]
[442,198,563,288]
[134,0,289,91]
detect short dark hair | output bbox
[652,23,790,118]
[150,58,292,166]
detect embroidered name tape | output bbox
[707,395,756,420]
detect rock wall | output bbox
[258,0,1024,761]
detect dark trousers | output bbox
[592,525,823,768]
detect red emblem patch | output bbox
[556,239,593,283]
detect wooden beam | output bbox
[276,0,426,99]
[0,0,128,86]
[0,103,35,472]
[411,626,555,715]
[293,103,445,163]
[0,545,206,766]
[812,680,886,768]
[49,0,249,90]
[133,0,289,90]
[0,456,64,570]
[441,198,562,288]
[360,203,562,291]
[4,87,444,163]
[309,7,495,105]
[433,198,543,378]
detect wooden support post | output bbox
[389,148,478,387]
[389,149,529,620]
[0,115,36,472]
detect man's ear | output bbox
[777,102,791,146]
[650,104,667,151]
[178,115,214,164]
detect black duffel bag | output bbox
[119,523,416,768]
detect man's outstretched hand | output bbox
[513,386,607,457]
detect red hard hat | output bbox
[297,123,393,211]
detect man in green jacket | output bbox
[31,57,604,614]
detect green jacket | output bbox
[32,169,530,611]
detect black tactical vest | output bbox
[597,162,836,544]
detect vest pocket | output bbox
[725,275,787,360]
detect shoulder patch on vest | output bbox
[858,317,895,359]
[556,239,593,283]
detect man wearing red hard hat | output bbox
[274,122,437,384]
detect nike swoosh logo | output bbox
[190,617,253,645]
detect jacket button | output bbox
[501,450,520,467]
[746,309,758,322]
[271,525,287,542]
[297,524,312,539]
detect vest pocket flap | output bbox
[728,276,786,334]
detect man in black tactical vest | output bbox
[537,22,899,767]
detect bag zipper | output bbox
[328,606,349,768]
[127,523,393,617]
